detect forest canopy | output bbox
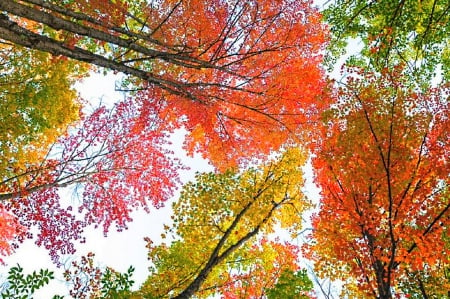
[0,0,448,298]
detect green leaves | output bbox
[1,264,54,298]
[324,0,450,83]
[0,259,135,299]
[63,253,135,299]
[266,269,313,299]
[99,266,135,298]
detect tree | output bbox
[1,96,181,263]
[305,66,449,298]
[323,0,450,83]
[137,148,312,298]
[0,0,327,167]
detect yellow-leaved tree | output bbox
[137,147,313,298]
[0,44,84,176]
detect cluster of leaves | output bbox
[63,252,135,299]
[0,264,55,299]
[323,0,450,82]
[138,148,313,298]
[1,95,181,263]
[266,269,313,299]
[0,255,136,299]
[0,44,83,175]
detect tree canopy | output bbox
[0,0,449,298]
[306,66,449,298]
[0,0,327,263]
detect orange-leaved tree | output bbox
[0,0,328,168]
[305,66,449,298]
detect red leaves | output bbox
[1,96,181,263]
[6,189,85,264]
[70,97,181,235]
[0,206,24,264]
[133,0,328,170]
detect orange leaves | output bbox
[0,207,24,263]
[2,0,328,171]
[307,66,450,296]
[124,0,329,169]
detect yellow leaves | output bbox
[140,147,308,297]
[0,45,86,177]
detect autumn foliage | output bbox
[2,0,449,298]
[0,0,327,167]
[0,0,327,264]
[2,96,181,263]
[139,148,312,298]
[306,66,449,298]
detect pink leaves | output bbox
[3,95,181,263]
